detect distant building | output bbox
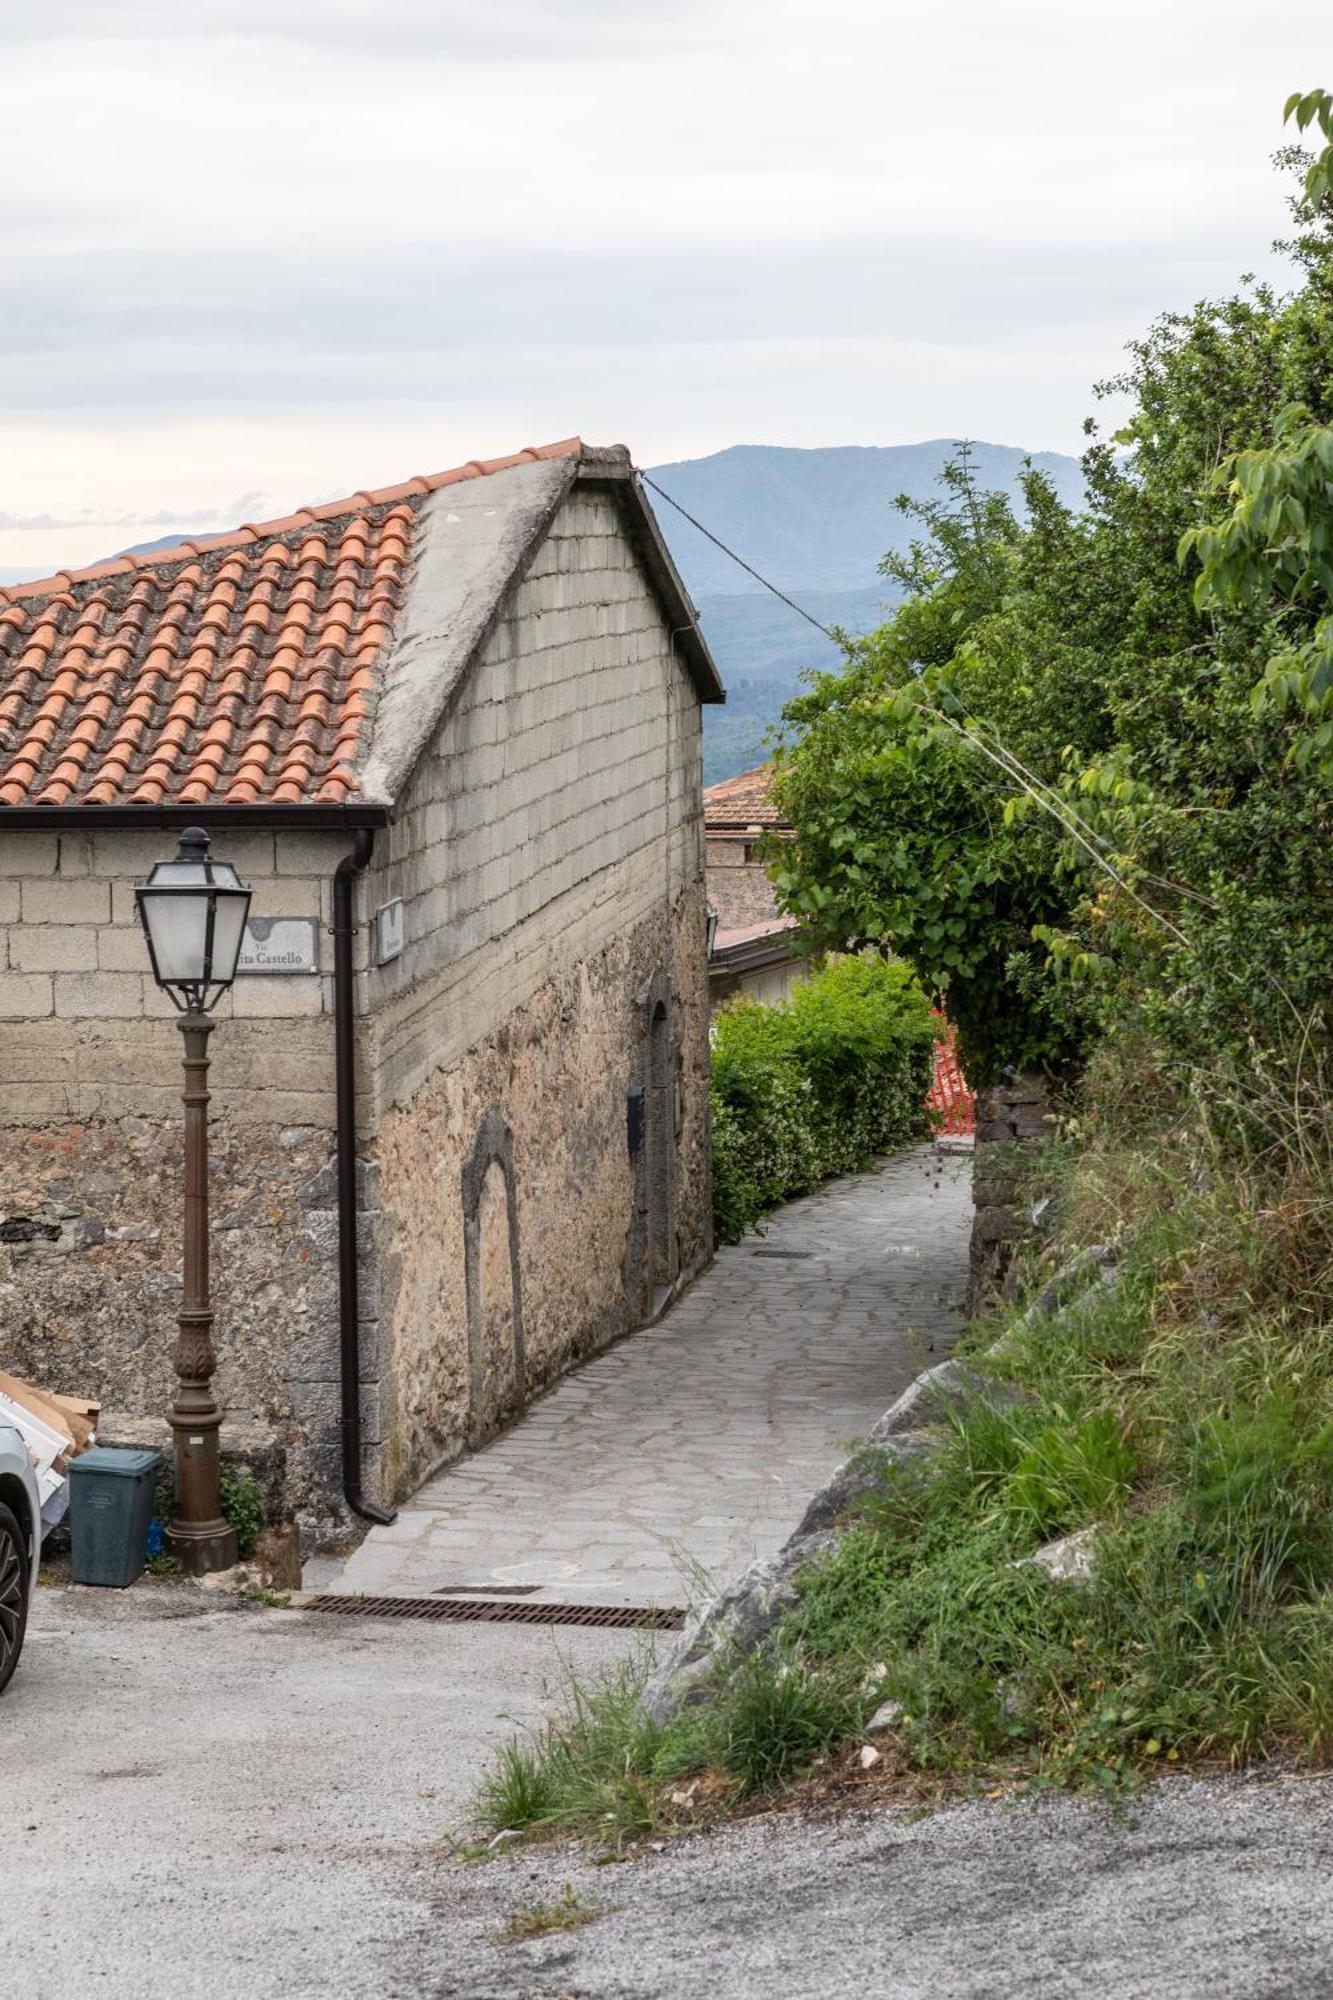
[0,438,724,1536]
[703,764,976,1148]
[703,763,808,1010]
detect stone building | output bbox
[0,438,723,1537]
[703,763,807,1010]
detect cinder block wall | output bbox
[356,486,713,1502]
[0,824,353,1532]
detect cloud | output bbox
[0,0,1329,571]
[0,494,267,532]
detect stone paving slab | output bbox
[334,1146,971,1606]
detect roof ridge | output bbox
[703,760,774,796]
[0,437,586,608]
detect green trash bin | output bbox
[68,1447,162,1588]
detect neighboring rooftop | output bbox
[0,439,720,814]
[702,761,787,833]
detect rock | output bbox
[987,1247,1121,1365]
[196,1562,264,1596]
[640,1531,835,1727]
[106,1221,159,1245]
[1023,1525,1099,1584]
[254,1524,302,1592]
[869,1359,1024,1444]
[297,1160,338,1209]
[789,1432,937,1541]
[1031,1245,1118,1321]
[858,1744,882,1770]
[279,1126,320,1149]
[865,1698,905,1734]
[61,1215,106,1250]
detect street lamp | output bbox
[136,827,251,1574]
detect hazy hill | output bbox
[645,441,1084,782]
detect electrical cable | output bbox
[636,472,847,646]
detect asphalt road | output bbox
[8,1587,1333,1998]
[1,1582,633,1998]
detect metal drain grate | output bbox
[750,1247,814,1260]
[304,1594,685,1631]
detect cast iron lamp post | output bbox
[136,827,251,1574]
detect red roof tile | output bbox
[0,440,583,809]
[703,762,788,832]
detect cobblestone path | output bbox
[334,1146,971,1606]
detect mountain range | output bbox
[643,442,1085,783]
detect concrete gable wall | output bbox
[359,484,703,1116]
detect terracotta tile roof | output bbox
[0,440,583,808]
[713,915,799,951]
[702,762,788,833]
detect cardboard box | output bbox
[0,1370,97,1468]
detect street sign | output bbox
[238,916,321,975]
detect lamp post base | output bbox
[166,1518,239,1576]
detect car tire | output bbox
[0,1500,31,1694]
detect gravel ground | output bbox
[8,1587,1333,1996]
[400,1773,1333,2000]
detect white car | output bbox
[0,1410,40,1693]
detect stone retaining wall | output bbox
[967,1070,1054,1314]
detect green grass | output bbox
[470,1071,1333,1842]
[490,1883,610,1944]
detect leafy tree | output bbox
[771,95,1333,1093]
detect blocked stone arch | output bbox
[461,1109,526,1445]
[639,967,680,1300]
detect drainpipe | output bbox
[332,830,396,1526]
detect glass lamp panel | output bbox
[208,891,251,987]
[149,858,211,887]
[141,890,210,983]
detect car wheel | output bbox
[0,1501,31,1694]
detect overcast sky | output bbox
[1,0,1328,579]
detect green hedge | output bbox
[710,955,937,1244]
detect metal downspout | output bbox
[333,831,396,1526]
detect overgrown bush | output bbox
[219,1462,266,1559]
[709,955,937,1242]
[769,99,1333,1091]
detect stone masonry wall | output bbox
[967,1070,1055,1315]
[0,825,353,1534]
[371,886,711,1500]
[704,835,782,931]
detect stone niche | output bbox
[968,1070,1055,1315]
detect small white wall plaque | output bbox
[238,917,321,976]
[374,898,405,966]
